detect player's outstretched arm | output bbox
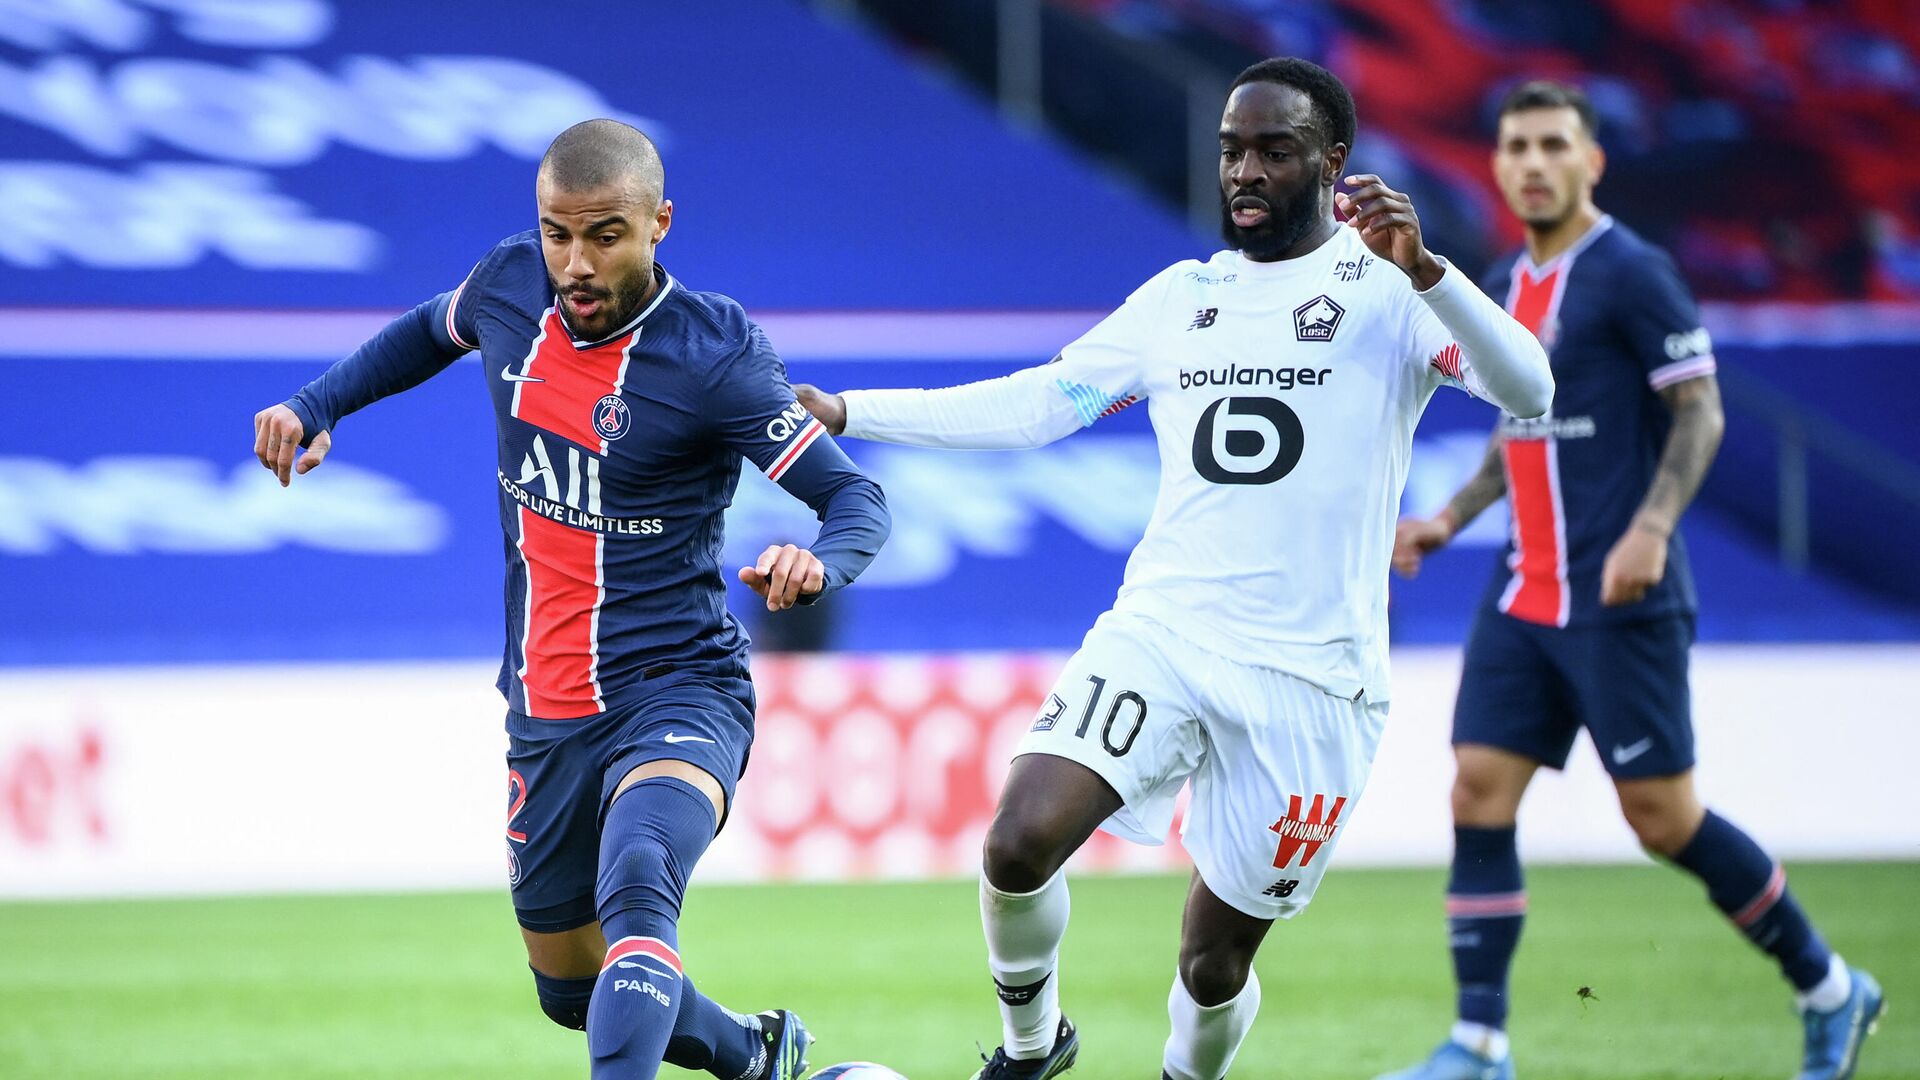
[260,292,472,484]
[1600,374,1724,605]
[1336,174,1553,419]
[797,364,1099,451]
[1393,429,1507,578]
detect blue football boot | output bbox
[755,1009,814,1080]
[1373,1040,1515,1080]
[971,1016,1078,1079]
[1796,966,1885,1080]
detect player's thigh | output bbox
[1566,614,1696,780]
[505,710,608,937]
[1453,607,1581,772]
[600,672,755,831]
[1010,611,1204,847]
[1176,870,1274,1006]
[523,922,607,981]
[1185,667,1387,921]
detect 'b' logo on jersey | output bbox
[594,395,631,441]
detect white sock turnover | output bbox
[1796,953,1852,1014]
[1163,969,1261,1080]
[980,870,1070,1059]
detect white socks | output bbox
[1451,1020,1510,1062]
[980,871,1070,1059]
[1163,969,1261,1080]
[1797,953,1853,1014]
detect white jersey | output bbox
[844,226,1550,703]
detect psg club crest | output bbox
[594,394,632,441]
[1293,294,1344,342]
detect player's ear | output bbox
[652,199,672,245]
[1322,142,1348,186]
[1587,141,1606,188]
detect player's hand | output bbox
[793,384,846,436]
[1334,175,1444,291]
[252,404,331,487]
[1392,512,1456,579]
[1600,524,1668,606]
[738,543,825,612]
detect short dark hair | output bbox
[1229,57,1357,154]
[1497,80,1598,138]
[539,118,665,203]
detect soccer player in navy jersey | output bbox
[1378,83,1882,1080]
[251,119,888,1080]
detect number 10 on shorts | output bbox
[1032,674,1146,757]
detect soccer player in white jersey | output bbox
[799,59,1553,1079]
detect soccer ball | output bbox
[807,1065,908,1080]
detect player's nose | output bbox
[563,240,594,280]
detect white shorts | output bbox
[1014,610,1389,920]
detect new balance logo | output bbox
[1188,308,1218,330]
[1270,793,1348,869]
[1262,879,1301,899]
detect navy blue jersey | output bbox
[1481,217,1714,626]
[287,231,888,719]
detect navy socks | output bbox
[1447,826,1527,1030]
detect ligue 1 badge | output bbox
[594,394,632,441]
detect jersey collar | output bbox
[559,265,676,349]
[1517,214,1614,278]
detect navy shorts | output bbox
[504,666,755,933]
[1452,609,1695,779]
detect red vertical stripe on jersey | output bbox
[516,506,602,719]
[1500,438,1566,625]
[512,311,631,447]
[507,312,640,719]
[1499,266,1569,626]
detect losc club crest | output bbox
[1293,294,1344,342]
[594,394,632,441]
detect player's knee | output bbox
[1619,795,1697,856]
[596,836,681,924]
[1450,768,1517,825]
[982,815,1070,894]
[1178,943,1253,1008]
[530,968,594,1031]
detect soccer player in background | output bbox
[1377,82,1883,1080]
[796,58,1553,1080]
[251,120,889,1080]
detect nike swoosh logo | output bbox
[1611,737,1656,765]
[615,961,677,979]
[663,733,716,745]
[500,368,544,383]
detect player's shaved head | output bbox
[536,119,674,342]
[539,119,665,207]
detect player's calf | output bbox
[588,776,766,1080]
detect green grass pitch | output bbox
[2,863,1914,1079]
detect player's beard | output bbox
[553,270,647,341]
[1221,181,1322,261]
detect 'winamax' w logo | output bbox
[1269,793,1348,869]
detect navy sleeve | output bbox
[283,291,469,445]
[1615,250,1717,391]
[711,324,890,602]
